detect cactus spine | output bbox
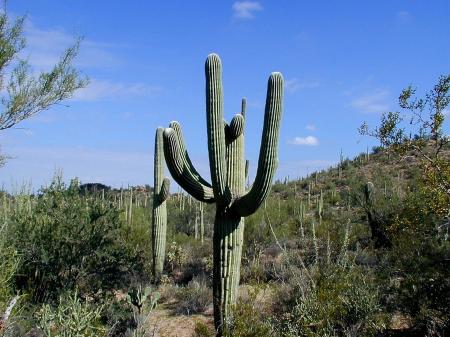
[163,54,283,335]
[152,128,170,282]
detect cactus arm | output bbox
[154,128,168,205]
[158,178,170,202]
[229,114,245,140]
[163,128,215,203]
[231,72,284,217]
[205,54,230,205]
[169,121,212,188]
[241,97,246,119]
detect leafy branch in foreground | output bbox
[0,9,88,164]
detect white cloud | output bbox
[232,1,263,19]
[23,19,120,71]
[288,136,319,146]
[22,21,163,103]
[285,78,319,93]
[305,124,316,131]
[351,90,390,113]
[72,79,163,101]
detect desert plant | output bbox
[0,221,20,318]
[278,265,383,337]
[0,9,87,165]
[359,74,450,200]
[223,287,274,337]
[36,290,105,337]
[163,53,283,334]
[126,285,157,315]
[6,177,145,303]
[193,321,215,337]
[152,128,170,282]
[175,277,212,315]
[363,182,391,248]
[100,298,136,337]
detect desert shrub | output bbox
[36,290,106,337]
[6,177,145,303]
[277,264,384,337]
[0,222,20,316]
[223,287,274,337]
[378,180,450,335]
[174,277,212,315]
[101,298,136,337]
[166,240,188,271]
[192,321,215,337]
[166,238,213,285]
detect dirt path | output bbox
[147,306,214,337]
[145,284,273,337]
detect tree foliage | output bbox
[0,8,87,164]
[359,75,450,202]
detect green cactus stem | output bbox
[200,202,205,244]
[163,54,283,335]
[152,128,170,282]
[318,189,323,225]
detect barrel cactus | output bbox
[163,53,283,334]
[152,128,170,282]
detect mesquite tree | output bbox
[163,54,283,334]
[0,11,87,165]
[152,128,170,282]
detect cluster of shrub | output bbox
[1,75,449,336]
[1,136,448,337]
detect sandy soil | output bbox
[147,306,214,337]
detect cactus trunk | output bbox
[213,212,244,329]
[152,128,170,282]
[163,54,283,335]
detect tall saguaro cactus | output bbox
[152,128,170,282]
[163,54,283,335]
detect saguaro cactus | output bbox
[152,128,170,282]
[163,54,283,335]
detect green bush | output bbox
[175,277,212,315]
[0,222,20,315]
[379,180,450,335]
[100,298,136,337]
[192,321,215,337]
[277,265,384,337]
[36,290,106,337]
[224,287,274,337]
[6,177,146,303]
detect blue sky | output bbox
[1,1,449,191]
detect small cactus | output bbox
[127,285,160,314]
